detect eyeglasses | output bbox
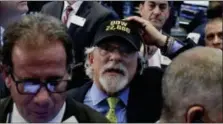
[97,43,136,57]
[10,73,71,95]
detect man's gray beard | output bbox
[99,63,129,94]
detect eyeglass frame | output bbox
[96,42,137,57]
[9,71,72,95]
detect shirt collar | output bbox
[11,102,66,123]
[63,1,83,14]
[119,87,129,106]
[90,83,129,106]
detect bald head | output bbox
[161,47,222,123]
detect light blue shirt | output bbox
[84,83,129,123]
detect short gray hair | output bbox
[161,47,222,122]
[84,46,96,79]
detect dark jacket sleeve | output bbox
[0,88,10,99]
[162,38,197,59]
[168,38,197,59]
[0,77,10,99]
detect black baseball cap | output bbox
[93,20,142,51]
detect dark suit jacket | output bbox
[67,67,164,123]
[0,96,109,123]
[0,75,10,99]
[41,1,118,64]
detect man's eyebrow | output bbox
[47,75,69,81]
[148,1,155,5]
[160,3,167,6]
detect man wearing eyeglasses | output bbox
[0,13,109,123]
[68,20,163,123]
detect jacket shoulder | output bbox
[88,1,119,19]
[41,1,62,13]
[67,82,92,102]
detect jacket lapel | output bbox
[0,97,13,123]
[67,82,93,102]
[62,98,77,121]
[67,1,91,35]
[62,97,89,122]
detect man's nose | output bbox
[153,6,161,15]
[33,87,50,107]
[109,50,122,62]
[213,35,221,44]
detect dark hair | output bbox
[207,5,222,19]
[0,13,75,72]
[139,1,173,7]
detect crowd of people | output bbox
[0,1,222,123]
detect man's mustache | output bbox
[102,63,126,76]
[104,68,125,75]
[149,14,166,22]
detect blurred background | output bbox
[27,1,213,41]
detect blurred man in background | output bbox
[138,1,172,68]
[204,17,222,50]
[187,1,223,46]
[0,1,28,98]
[0,1,28,45]
[41,1,118,64]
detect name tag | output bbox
[67,15,86,28]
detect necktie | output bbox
[106,97,119,123]
[63,6,73,24]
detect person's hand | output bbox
[124,16,167,47]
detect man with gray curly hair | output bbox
[68,20,163,123]
[160,47,222,123]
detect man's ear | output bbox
[185,106,205,123]
[5,77,11,88]
[2,73,12,89]
[138,2,144,16]
[1,66,12,89]
[88,53,94,64]
[166,7,170,19]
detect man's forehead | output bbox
[205,21,222,32]
[207,20,222,27]
[147,1,169,5]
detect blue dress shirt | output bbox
[84,83,129,123]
